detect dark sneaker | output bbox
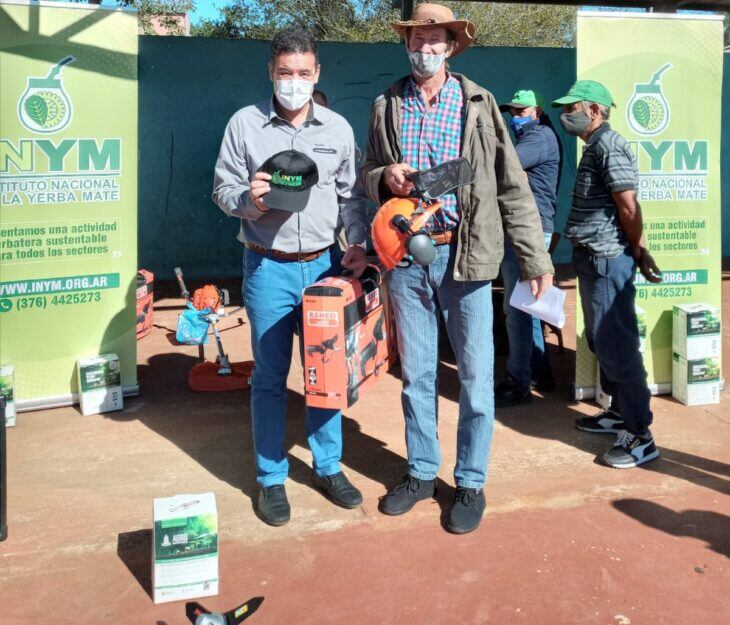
[379,475,436,516]
[495,377,532,407]
[575,408,627,434]
[448,487,486,534]
[531,376,556,393]
[257,484,290,526]
[601,430,659,469]
[312,471,363,509]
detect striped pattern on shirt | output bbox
[565,123,638,258]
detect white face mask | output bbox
[408,50,446,78]
[274,79,314,111]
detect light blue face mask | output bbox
[408,50,446,77]
[510,115,533,137]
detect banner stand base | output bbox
[15,384,140,413]
[572,379,723,402]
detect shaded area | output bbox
[612,498,730,557]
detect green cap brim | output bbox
[551,95,582,107]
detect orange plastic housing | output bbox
[371,197,443,270]
[302,265,398,410]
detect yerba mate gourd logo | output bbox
[18,56,75,134]
[627,64,672,136]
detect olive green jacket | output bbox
[361,73,554,282]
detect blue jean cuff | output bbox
[456,480,485,490]
[313,462,342,478]
[258,475,287,488]
[409,469,437,482]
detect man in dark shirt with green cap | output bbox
[553,80,662,469]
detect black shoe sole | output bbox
[446,521,482,535]
[255,509,290,527]
[379,489,436,516]
[575,424,625,434]
[312,480,363,509]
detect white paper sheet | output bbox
[509,280,566,329]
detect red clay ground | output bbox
[1,269,728,625]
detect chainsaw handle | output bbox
[174,267,190,301]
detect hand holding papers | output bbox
[509,280,566,329]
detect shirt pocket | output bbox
[311,144,345,188]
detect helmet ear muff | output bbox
[406,231,436,266]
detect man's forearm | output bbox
[614,191,644,248]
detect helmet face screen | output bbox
[407,157,475,201]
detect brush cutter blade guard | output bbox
[188,360,254,392]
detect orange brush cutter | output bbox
[174,267,254,392]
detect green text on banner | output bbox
[0,0,138,409]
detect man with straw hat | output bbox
[361,3,553,534]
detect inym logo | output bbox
[18,56,76,134]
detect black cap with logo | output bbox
[257,150,319,212]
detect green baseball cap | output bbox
[551,80,616,108]
[499,89,538,112]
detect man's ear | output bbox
[445,39,457,58]
[269,61,275,83]
[314,63,321,85]
[589,102,601,119]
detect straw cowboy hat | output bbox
[392,3,476,57]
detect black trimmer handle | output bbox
[174,267,190,301]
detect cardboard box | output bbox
[77,353,123,416]
[673,303,722,360]
[672,353,720,406]
[136,270,154,340]
[153,492,219,604]
[0,365,15,427]
[303,265,397,410]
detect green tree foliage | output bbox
[119,0,196,35]
[191,1,577,48]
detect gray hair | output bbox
[582,101,611,120]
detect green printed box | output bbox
[77,353,122,415]
[672,354,720,406]
[153,492,219,604]
[673,304,722,360]
[0,365,16,427]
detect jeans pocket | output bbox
[591,255,610,278]
[244,249,266,277]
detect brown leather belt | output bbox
[245,242,330,263]
[429,230,455,246]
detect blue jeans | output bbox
[500,234,553,389]
[387,243,495,489]
[573,246,653,437]
[243,247,344,487]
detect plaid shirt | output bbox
[401,74,465,232]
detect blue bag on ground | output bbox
[176,303,210,345]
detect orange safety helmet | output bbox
[192,284,221,311]
[371,197,443,270]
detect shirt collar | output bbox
[406,72,458,104]
[264,97,328,127]
[587,121,611,145]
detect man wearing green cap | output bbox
[552,80,662,469]
[495,89,561,406]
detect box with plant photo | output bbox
[672,354,721,406]
[153,492,219,604]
